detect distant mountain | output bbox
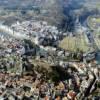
[0,0,99,31]
[0,0,64,27]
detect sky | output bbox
[0,0,99,10]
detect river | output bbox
[96,52,100,65]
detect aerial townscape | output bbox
[0,0,100,100]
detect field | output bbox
[88,16,100,49]
[88,17,100,30]
[96,3,100,9]
[94,37,100,49]
[88,17,100,35]
[59,35,89,52]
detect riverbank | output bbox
[96,52,100,64]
